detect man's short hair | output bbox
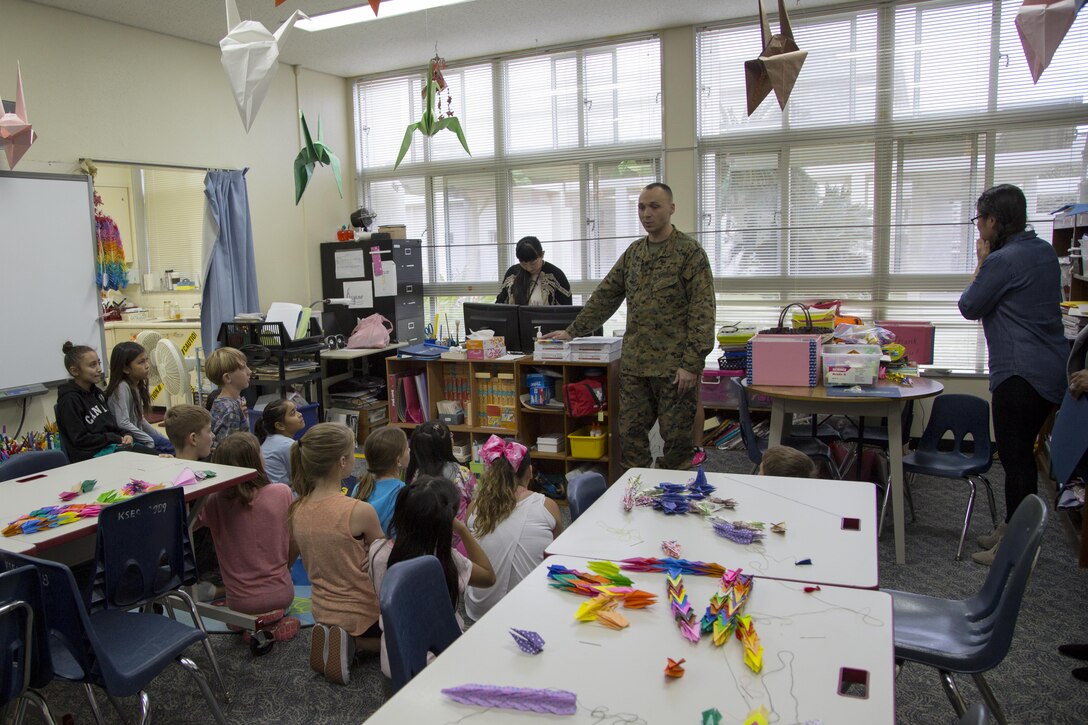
[760,445,817,478]
[643,182,674,201]
[164,404,212,449]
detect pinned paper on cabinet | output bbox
[335,249,366,279]
[343,280,374,309]
[373,261,398,297]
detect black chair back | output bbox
[0,450,69,483]
[917,394,991,465]
[0,565,52,703]
[568,472,606,522]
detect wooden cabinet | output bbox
[385,355,621,489]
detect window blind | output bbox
[140,168,205,284]
[354,36,662,336]
[698,0,1087,372]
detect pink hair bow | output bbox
[480,435,527,470]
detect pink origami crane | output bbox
[1016,0,1086,83]
[0,63,38,169]
[744,0,808,116]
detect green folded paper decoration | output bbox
[393,56,471,170]
[293,110,343,205]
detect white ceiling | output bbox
[28,0,854,78]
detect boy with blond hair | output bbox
[204,347,251,453]
[759,445,817,479]
[164,404,214,461]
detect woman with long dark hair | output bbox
[496,236,572,306]
[958,183,1068,565]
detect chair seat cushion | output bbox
[887,589,1001,674]
[87,609,208,696]
[903,450,991,478]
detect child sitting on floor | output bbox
[105,341,174,455]
[56,341,153,462]
[465,435,562,621]
[759,445,817,479]
[163,404,215,462]
[353,426,409,534]
[197,431,299,642]
[290,423,384,685]
[404,421,477,551]
[369,475,495,678]
[204,347,251,453]
[256,398,306,484]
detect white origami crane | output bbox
[220,0,305,132]
[1016,0,1085,83]
[0,62,38,169]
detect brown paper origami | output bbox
[744,0,808,116]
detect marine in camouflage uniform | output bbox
[566,184,715,471]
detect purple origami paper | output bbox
[442,684,577,715]
[1016,0,1086,83]
[509,628,545,655]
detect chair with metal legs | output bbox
[884,494,1046,725]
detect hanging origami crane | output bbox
[393,56,471,169]
[0,63,38,169]
[293,110,343,204]
[1016,0,1086,83]
[743,0,808,116]
[276,0,384,12]
[221,0,305,132]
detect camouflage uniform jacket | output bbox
[567,226,715,377]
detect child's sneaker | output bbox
[324,625,355,685]
[309,624,328,674]
[242,616,301,644]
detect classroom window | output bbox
[139,167,206,285]
[698,0,1088,372]
[353,36,662,335]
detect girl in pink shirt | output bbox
[198,432,299,642]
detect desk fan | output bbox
[154,338,198,409]
[136,330,164,402]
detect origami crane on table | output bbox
[1016,0,1085,83]
[744,0,808,117]
[393,58,471,170]
[221,0,305,132]
[0,63,38,169]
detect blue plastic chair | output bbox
[898,394,995,560]
[958,702,990,725]
[734,380,839,477]
[0,550,227,725]
[567,471,607,522]
[379,556,462,692]
[0,565,55,725]
[0,450,69,483]
[91,487,229,701]
[884,494,1046,725]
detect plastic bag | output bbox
[347,313,393,349]
[831,323,896,346]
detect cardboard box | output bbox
[537,434,565,454]
[466,336,507,360]
[746,334,822,387]
[876,321,935,365]
[569,336,623,362]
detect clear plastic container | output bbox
[822,344,881,386]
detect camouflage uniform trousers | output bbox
[618,373,697,471]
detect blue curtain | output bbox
[201,170,259,355]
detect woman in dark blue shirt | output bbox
[958,184,1068,565]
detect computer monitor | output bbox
[463,303,522,352]
[518,305,604,354]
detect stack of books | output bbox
[1061,301,1088,340]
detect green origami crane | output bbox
[293,110,343,205]
[392,75,471,170]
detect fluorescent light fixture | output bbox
[298,0,475,32]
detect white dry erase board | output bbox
[0,171,105,393]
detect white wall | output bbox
[0,0,355,434]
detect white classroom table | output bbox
[364,555,894,725]
[546,468,879,589]
[0,451,256,557]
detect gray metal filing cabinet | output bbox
[320,236,426,345]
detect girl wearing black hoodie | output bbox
[55,341,154,462]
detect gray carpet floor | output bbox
[29,449,1088,724]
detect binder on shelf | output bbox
[413,372,429,421]
[401,374,424,424]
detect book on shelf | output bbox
[325,407,360,437]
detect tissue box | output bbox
[537,434,565,454]
[746,334,822,387]
[569,336,623,362]
[466,336,507,360]
[534,339,570,361]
